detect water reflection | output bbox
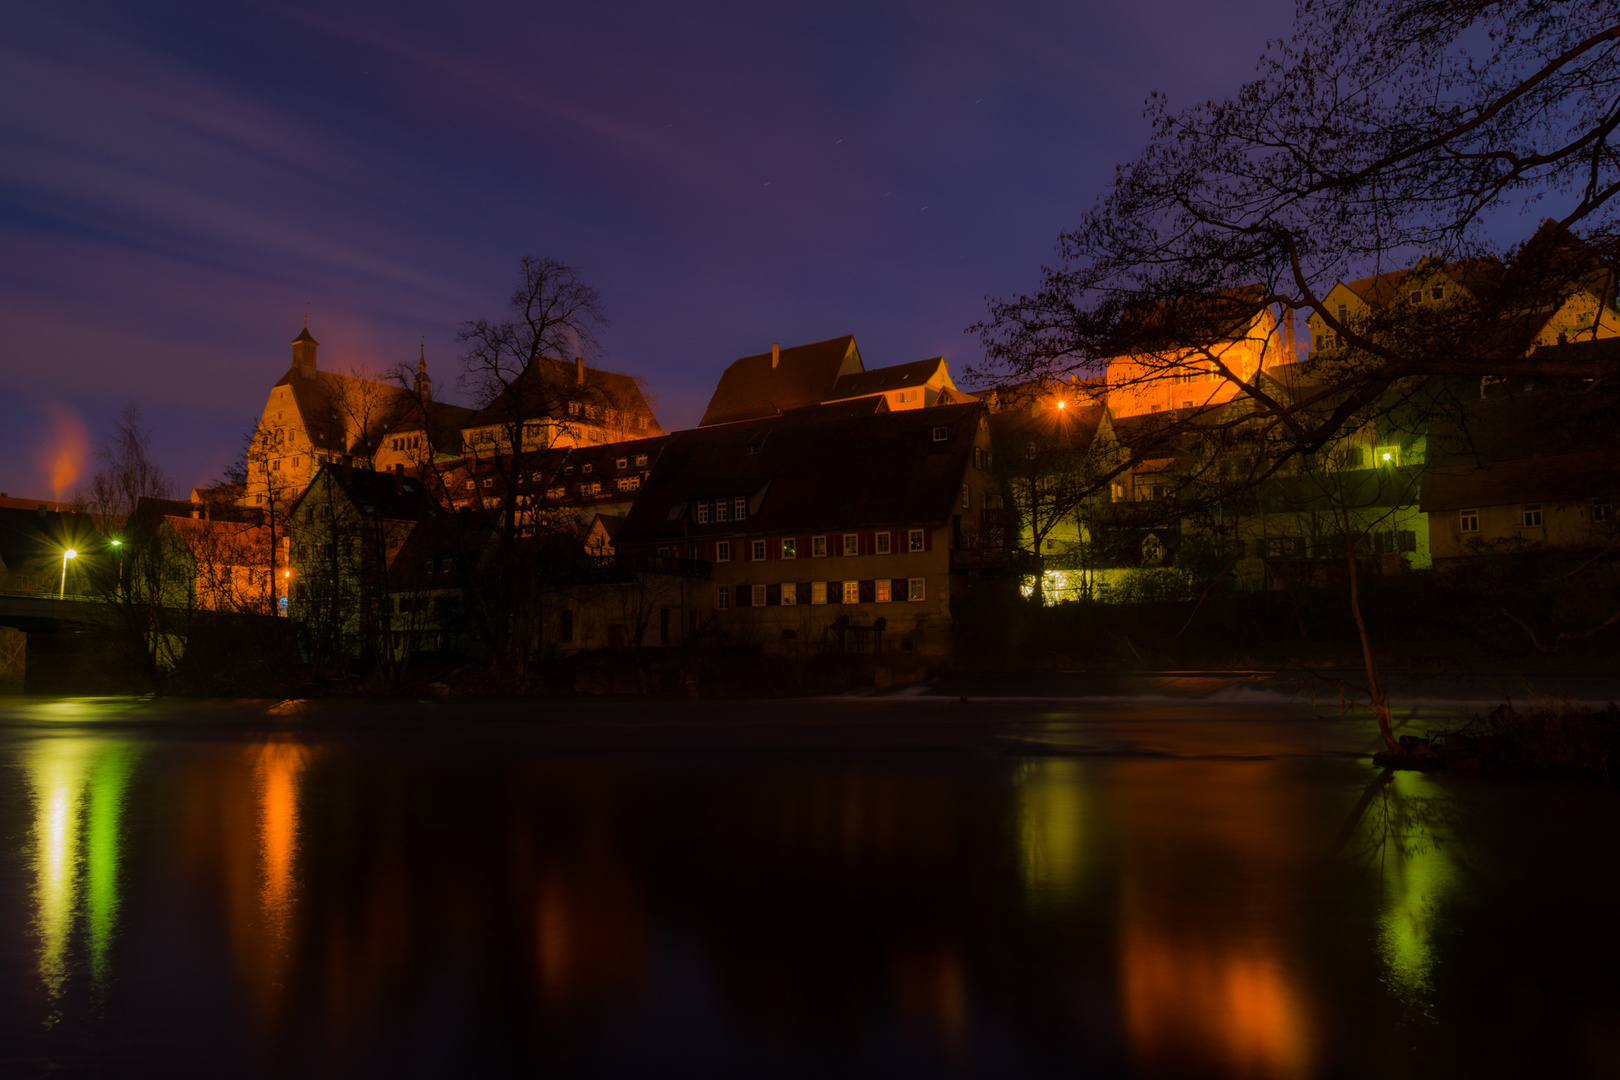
[1363,771,1461,1018]
[1017,759,1091,900]
[24,738,137,1006]
[1111,760,1315,1079]
[254,741,308,952]
[4,710,1619,1078]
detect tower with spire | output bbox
[414,341,432,400]
[291,315,319,380]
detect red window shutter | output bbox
[923,527,933,551]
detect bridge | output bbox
[0,590,122,634]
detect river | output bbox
[2,683,1617,1077]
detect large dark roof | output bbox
[617,400,983,545]
[464,356,662,434]
[699,336,862,427]
[827,357,944,400]
[295,464,443,521]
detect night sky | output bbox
[0,0,1291,498]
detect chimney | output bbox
[576,356,585,386]
[771,342,780,369]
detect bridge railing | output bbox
[0,589,105,603]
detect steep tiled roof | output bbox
[699,336,862,426]
[618,400,982,545]
[827,357,943,400]
[1341,258,1501,307]
[294,464,443,522]
[273,368,418,457]
[464,356,662,435]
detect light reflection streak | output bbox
[24,738,137,1006]
[1016,759,1089,899]
[1372,770,1458,1016]
[254,741,309,952]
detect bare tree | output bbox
[82,402,173,526]
[452,257,614,689]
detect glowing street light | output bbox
[60,549,77,599]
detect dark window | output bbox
[932,426,949,442]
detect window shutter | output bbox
[736,584,749,607]
[766,583,781,605]
[923,528,933,551]
[859,580,875,603]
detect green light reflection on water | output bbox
[1016,759,1091,901]
[1370,770,1458,1018]
[23,736,139,1005]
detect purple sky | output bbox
[0,0,1293,499]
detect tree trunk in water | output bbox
[1345,541,1398,751]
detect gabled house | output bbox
[459,355,663,457]
[287,463,442,661]
[615,399,993,657]
[698,335,976,427]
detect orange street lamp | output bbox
[1057,400,1066,410]
[60,548,78,599]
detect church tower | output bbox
[291,322,319,379]
[414,343,432,400]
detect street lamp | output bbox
[60,549,77,599]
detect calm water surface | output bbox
[2,693,1618,1078]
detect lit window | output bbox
[716,541,731,562]
[782,583,797,605]
[876,579,891,603]
[717,587,731,610]
[811,581,827,605]
[752,584,767,607]
[752,540,766,561]
[734,497,748,521]
[876,532,891,555]
[1459,509,1479,533]
[909,529,924,552]
[1523,505,1543,528]
[843,535,858,556]
[812,536,826,557]
[781,538,796,559]
[842,580,859,604]
[908,577,926,601]
[697,502,710,524]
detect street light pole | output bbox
[60,548,78,599]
